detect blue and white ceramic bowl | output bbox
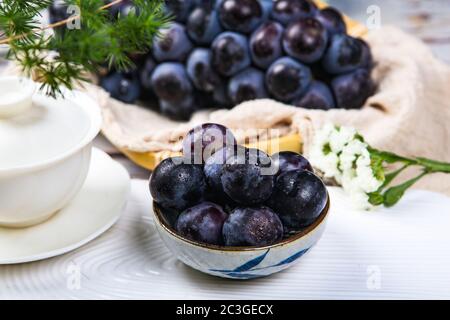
[152,194,330,280]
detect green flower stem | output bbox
[370,148,450,174]
[368,148,417,165]
[379,164,409,190]
[367,147,450,207]
[367,165,410,206]
[415,157,450,173]
[383,171,428,207]
[331,129,450,208]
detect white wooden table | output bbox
[1,182,450,300]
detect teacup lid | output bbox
[0,76,96,170]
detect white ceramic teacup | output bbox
[0,77,102,227]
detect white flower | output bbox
[315,123,335,145]
[349,190,373,210]
[320,152,342,180]
[339,139,367,172]
[355,155,382,193]
[310,124,344,181]
[340,146,383,209]
[310,123,385,210]
[329,126,357,154]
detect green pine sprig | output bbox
[0,0,171,97]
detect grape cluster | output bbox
[49,0,375,120]
[150,123,328,247]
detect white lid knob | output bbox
[0,76,36,118]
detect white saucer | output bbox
[0,148,130,264]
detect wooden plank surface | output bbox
[98,0,450,177]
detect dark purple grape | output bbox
[331,68,374,109]
[128,51,147,68]
[150,157,206,211]
[155,204,180,229]
[249,21,284,69]
[118,1,140,17]
[222,207,283,246]
[49,0,70,38]
[204,145,246,194]
[49,1,69,24]
[151,62,193,103]
[265,57,312,102]
[104,0,122,18]
[358,38,374,70]
[139,56,159,105]
[271,0,317,26]
[309,62,332,83]
[228,68,268,105]
[140,56,156,90]
[193,91,217,109]
[260,0,274,21]
[100,71,141,103]
[212,81,233,108]
[204,148,230,194]
[218,0,264,34]
[196,0,221,10]
[221,148,275,205]
[272,151,313,176]
[105,0,134,18]
[152,23,193,62]
[186,7,223,45]
[165,0,195,23]
[201,143,241,208]
[283,17,328,64]
[183,123,237,165]
[159,96,197,121]
[211,32,251,77]
[322,34,365,74]
[292,80,335,110]
[186,49,221,92]
[107,0,141,18]
[267,170,327,231]
[140,89,159,108]
[175,202,228,245]
[315,7,347,36]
